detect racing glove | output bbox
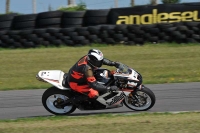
[107,86,120,92]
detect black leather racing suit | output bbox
[67,55,116,98]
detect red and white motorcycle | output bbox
[36,63,156,115]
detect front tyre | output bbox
[124,85,156,111]
[42,86,76,115]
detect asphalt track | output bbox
[0,82,199,120]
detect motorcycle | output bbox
[36,63,156,115]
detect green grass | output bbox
[0,43,200,91]
[0,112,200,133]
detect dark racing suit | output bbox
[67,55,116,98]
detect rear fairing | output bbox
[37,70,70,90]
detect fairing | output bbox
[37,70,70,90]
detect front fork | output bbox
[128,84,143,104]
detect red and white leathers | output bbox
[67,55,116,98]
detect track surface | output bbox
[0,82,200,120]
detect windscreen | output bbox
[117,63,132,74]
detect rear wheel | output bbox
[124,85,156,111]
[42,86,76,115]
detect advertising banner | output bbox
[108,3,200,25]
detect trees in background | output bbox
[131,0,158,6]
[58,2,86,11]
[3,0,182,14]
[150,0,180,5]
[162,0,180,4]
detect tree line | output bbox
[3,0,180,14]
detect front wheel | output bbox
[123,85,156,111]
[42,86,76,115]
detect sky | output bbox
[0,0,200,14]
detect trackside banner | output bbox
[108,3,200,25]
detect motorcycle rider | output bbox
[67,49,120,100]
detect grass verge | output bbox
[0,43,200,90]
[0,112,200,133]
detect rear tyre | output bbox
[42,86,76,115]
[124,85,156,111]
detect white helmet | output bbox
[87,49,104,68]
